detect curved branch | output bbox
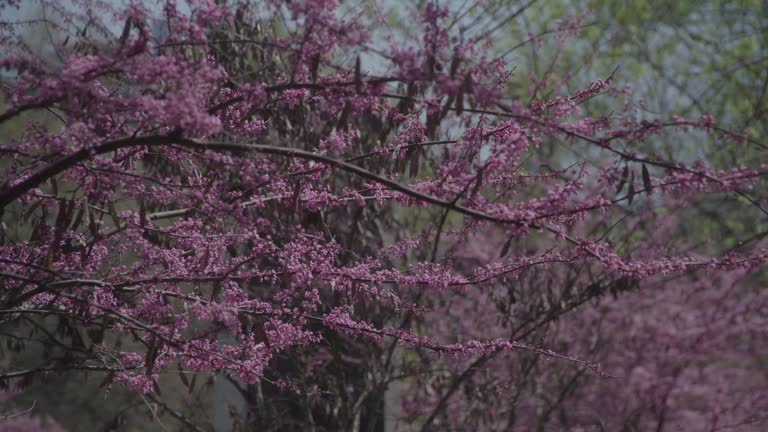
[0,135,588,250]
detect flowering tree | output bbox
[0,0,766,430]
